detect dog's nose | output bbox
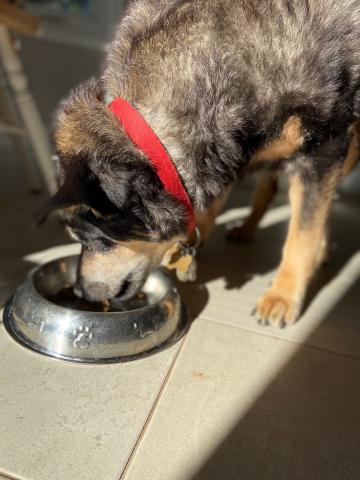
[81,280,113,302]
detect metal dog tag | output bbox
[166,227,200,282]
[166,248,197,282]
[175,246,198,282]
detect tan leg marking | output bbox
[228,171,278,242]
[342,122,360,177]
[195,187,232,243]
[252,116,304,163]
[228,115,302,244]
[255,169,340,327]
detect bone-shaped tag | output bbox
[166,249,197,282]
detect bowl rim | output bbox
[3,296,189,364]
[25,255,174,317]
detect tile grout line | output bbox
[118,312,360,480]
[199,314,360,363]
[118,328,192,480]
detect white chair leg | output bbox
[0,70,43,192]
[0,25,56,194]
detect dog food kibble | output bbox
[47,287,107,312]
[102,299,111,312]
[59,261,68,273]
[47,287,148,312]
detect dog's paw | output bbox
[254,291,301,327]
[227,224,255,243]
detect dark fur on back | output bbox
[52,0,360,243]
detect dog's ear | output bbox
[92,159,189,240]
[34,162,88,225]
[35,159,121,226]
[94,165,141,210]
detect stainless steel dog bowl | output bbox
[3,255,188,363]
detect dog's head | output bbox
[41,79,188,301]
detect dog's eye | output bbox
[93,236,116,251]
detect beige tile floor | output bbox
[1,144,360,480]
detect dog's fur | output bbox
[46,0,360,325]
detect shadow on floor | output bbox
[179,189,360,323]
[191,277,360,480]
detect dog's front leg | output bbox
[255,140,346,327]
[195,187,232,243]
[227,171,278,242]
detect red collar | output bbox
[109,97,196,233]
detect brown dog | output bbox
[43,0,360,327]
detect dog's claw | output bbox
[255,291,301,328]
[256,316,269,326]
